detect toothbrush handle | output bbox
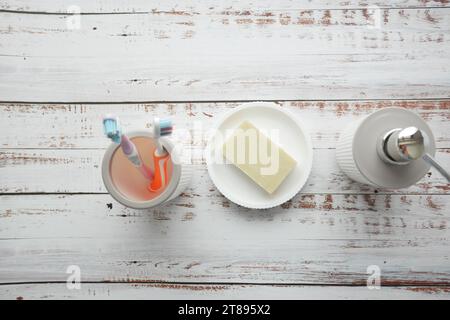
[148,152,170,192]
[155,139,165,156]
[423,153,450,182]
[121,135,153,180]
[137,161,153,180]
[126,151,153,180]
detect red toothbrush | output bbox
[148,118,173,192]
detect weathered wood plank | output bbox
[1,0,449,14]
[0,194,449,284]
[0,148,449,194]
[1,194,449,239]
[1,7,449,101]
[1,101,449,149]
[1,283,449,300]
[1,0,449,296]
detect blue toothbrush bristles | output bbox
[159,118,173,136]
[103,116,122,144]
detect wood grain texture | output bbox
[0,100,448,288]
[1,148,449,194]
[1,0,449,298]
[1,101,449,149]
[1,283,450,300]
[2,0,450,14]
[0,193,449,284]
[0,101,448,194]
[1,6,449,101]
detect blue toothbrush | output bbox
[103,115,122,144]
[103,115,152,180]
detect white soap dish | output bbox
[206,102,313,209]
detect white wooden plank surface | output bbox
[0,193,449,284]
[1,148,449,194]
[1,283,450,300]
[1,0,449,299]
[0,100,449,288]
[1,6,449,101]
[0,101,448,194]
[1,101,449,149]
[2,0,450,14]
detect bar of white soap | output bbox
[222,121,297,194]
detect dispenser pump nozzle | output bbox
[378,126,450,182]
[385,126,425,163]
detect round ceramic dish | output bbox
[206,102,313,209]
[102,131,192,209]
